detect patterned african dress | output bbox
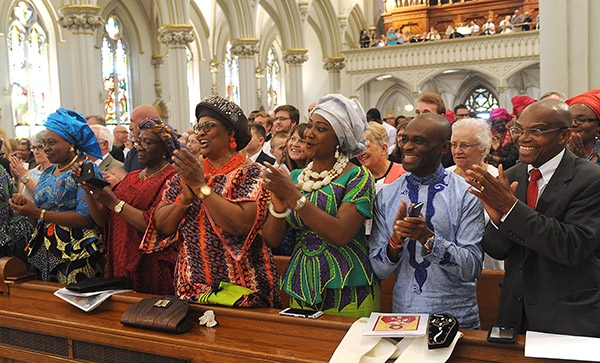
[0,165,34,261]
[33,164,104,283]
[104,166,177,295]
[141,161,281,308]
[283,165,379,318]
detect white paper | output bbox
[525,331,600,362]
[53,287,131,312]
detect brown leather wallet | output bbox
[120,295,193,334]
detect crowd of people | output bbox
[1,85,600,337]
[360,9,538,48]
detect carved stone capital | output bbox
[298,1,309,23]
[230,38,259,57]
[151,55,164,68]
[158,25,194,47]
[323,56,345,72]
[58,5,104,33]
[210,61,220,74]
[283,49,309,65]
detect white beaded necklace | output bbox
[298,154,349,192]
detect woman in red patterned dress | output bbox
[78,117,178,294]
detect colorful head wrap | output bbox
[311,94,369,158]
[565,89,600,119]
[511,95,536,117]
[44,108,102,159]
[194,95,250,150]
[489,107,513,122]
[139,117,180,156]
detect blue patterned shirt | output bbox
[369,165,484,329]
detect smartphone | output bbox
[279,308,324,319]
[487,324,517,344]
[5,271,37,283]
[77,162,110,188]
[408,202,424,217]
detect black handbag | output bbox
[428,313,459,350]
[120,295,193,334]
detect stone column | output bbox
[151,55,168,120]
[158,24,194,133]
[209,61,220,96]
[255,67,266,110]
[230,38,259,112]
[323,57,345,94]
[282,49,308,110]
[58,5,104,115]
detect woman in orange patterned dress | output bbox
[141,96,281,308]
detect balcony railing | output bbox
[342,31,539,74]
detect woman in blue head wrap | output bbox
[76,117,179,294]
[10,108,105,283]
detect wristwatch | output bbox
[20,175,30,184]
[114,200,126,214]
[424,235,435,253]
[294,195,307,211]
[198,185,212,200]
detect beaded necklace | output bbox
[297,154,349,192]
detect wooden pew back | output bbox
[273,255,503,329]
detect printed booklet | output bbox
[54,287,131,312]
[362,313,429,337]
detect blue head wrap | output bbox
[44,108,102,159]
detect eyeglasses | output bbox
[274,117,291,122]
[194,120,218,134]
[572,116,599,125]
[451,142,480,150]
[138,140,161,149]
[30,145,44,152]
[509,126,569,138]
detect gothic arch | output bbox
[343,4,367,50]
[455,75,500,108]
[306,0,341,58]
[259,0,303,50]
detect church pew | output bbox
[274,255,503,330]
[0,257,569,362]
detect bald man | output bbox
[468,100,600,337]
[369,113,484,329]
[123,104,159,172]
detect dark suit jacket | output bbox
[255,151,275,166]
[110,145,125,162]
[483,150,600,337]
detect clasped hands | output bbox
[261,162,301,212]
[171,148,207,204]
[389,200,433,251]
[464,164,519,224]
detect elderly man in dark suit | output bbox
[466,99,600,337]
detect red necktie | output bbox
[527,169,542,209]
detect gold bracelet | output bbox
[39,209,46,221]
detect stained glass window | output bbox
[464,86,499,120]
[101,16,131,125]
[266,47,280,113]
[224,41,240,105]
[7,0,51,138]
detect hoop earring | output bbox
[229,137,237,150]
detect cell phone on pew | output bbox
[4,272,37,283]
[279,308,324,319]
[487,324,517,344]
[408,202,424,217]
